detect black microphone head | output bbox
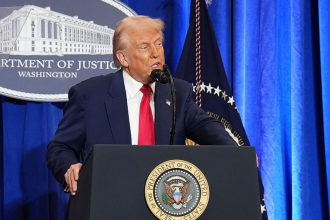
[150,69,169,84]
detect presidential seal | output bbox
[145,160,209,220]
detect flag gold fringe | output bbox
[185,138,199,146]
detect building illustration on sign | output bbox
[0,5,114,55]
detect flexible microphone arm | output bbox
[150,65,176,145]
[163,64,176,145]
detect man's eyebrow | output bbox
[136,37,163,45]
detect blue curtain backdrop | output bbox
[1,0,330,219]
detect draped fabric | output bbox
[1,100,67,220]
[1,0,330,219]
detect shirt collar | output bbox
[122,70,155,98]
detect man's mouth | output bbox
[151,62,161,69]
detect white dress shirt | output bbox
[122,70,155,145]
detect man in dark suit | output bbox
[47,16,237,195]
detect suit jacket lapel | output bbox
[104,71,131,144]
[154,83,172,144]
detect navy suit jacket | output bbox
[47,70,237,185]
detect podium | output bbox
[67,145,262,220]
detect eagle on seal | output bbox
[163,180,190,206]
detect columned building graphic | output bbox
[0,5,114,55]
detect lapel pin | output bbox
[166,99,171,106]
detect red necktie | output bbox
[138,85,155,145]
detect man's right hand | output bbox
[64,163,82,195]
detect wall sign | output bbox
[0,0,136,101]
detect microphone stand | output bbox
[163,65,176,145]
[150,65,176,145]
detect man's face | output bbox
[118,28,165,84]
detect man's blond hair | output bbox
[112,16,164,67]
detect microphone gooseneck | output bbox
[164,65,176,145]
[150,65,176,145]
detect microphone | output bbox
[150,68,170,84]
[150,64,176,145]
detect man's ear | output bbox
[116,50,129,67]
